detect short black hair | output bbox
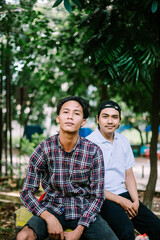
[97,100,121,120]
[56,96,90,119]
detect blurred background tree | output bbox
[0,0,160,208]
[53,0,160,209]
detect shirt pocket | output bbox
[71,164,91,183]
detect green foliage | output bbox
[53,0,82,12]
[20,138,35,156]
[64,0,72,13]
[31,133,45,148]
[1,1,69,130]
[53,0,63,8]
[20,133,45,156]
[1,0,159,129]
[57,0,160,207]
[151,0,159,13]
[72,0,82,8]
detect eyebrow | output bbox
[101,113,119,117]
[62,108,82,113]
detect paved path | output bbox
[133,157,160,192]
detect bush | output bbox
[20,133,45,156]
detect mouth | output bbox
[65,122,74,126]
[105,125,115,129]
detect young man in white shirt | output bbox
[87,100,160,240]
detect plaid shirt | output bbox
[20,134,104,227]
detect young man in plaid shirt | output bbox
[16,96,118,240]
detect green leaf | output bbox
[71,0,82,8]
[136,69,139,81]
[52,0,63,8]
[151,0,158,13]
[64,0,72,13]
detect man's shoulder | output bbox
[86,129,98,141]
[80,136,102,152]
[86,129,105,146]
[115,132,131,146]
[116,132,129,141]
[37,134,58,148]
[80,135,97,146]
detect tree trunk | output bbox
[143,66,160,209]
[133,126,144,146]
[146,131,149,144]
[98,82,109,103]
[5,31,13,177]
[4,112,8,176]
[0,44,3,176]
[8,63,13,177]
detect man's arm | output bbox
[78,146,105,228]
[63,225,85,240]
[125,167,139,216]
[41,211,85,240]
[20,144,48,216]
[40,210,64,240]
[104,189,135,212]
[104,167,139,219]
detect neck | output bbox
[99,129,114,143]
[59,130,79,152]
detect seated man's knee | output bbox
[118,227,135,240]
[16,226,37,240]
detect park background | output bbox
[0,0,160,239]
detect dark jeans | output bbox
[25,208,118,240]
[100,191,160,240]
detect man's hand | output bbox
[118,196,139,219]
[132,200,139,214]
[64,225,85,240]
[40,210,64,240]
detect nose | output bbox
[107,116,113,124]
[67,112,73,119]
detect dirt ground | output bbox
[0,201,20,240]
[0,191,160,240]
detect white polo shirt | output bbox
[86,127,135,195]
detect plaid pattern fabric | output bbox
[20,134,104,227]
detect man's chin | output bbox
[64,128,78,134]
[105,127,115,131]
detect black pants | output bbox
[100,192,160,240]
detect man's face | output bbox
[97,107,120,137]
[56,100,86,133]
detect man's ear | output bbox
[96,115,99,124]
[81,119,86,128]
[56,115,59,124]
